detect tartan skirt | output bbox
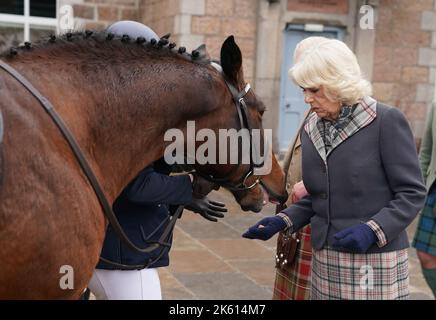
[311,247,409,300]
[272,225,312,300]
[412,188,436,255]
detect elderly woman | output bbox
[243,37,427,300]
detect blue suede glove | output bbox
[242,216,287,241]
[332,223,378,253]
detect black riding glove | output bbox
[192,175,220,198]
[185,197,227,222]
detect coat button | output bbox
[321,166,327,173]
[157,204,161,207]
[320,193,328,199]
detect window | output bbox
[0,1,23,15]
[0,0,56,18]
[0,0,57,51]
[30,0,56,18]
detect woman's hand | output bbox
[332,223,378,253]
[291,180,308,203]
[242,215,287,241]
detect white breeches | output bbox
[88,268,162,300]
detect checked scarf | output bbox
[304,96,377,161]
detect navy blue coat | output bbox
[282,103,426,252]
[96,163,193,269]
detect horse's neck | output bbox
[12,58,224,200]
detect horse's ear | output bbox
[220,36,243,85]
[193,44,210,61]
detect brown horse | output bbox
[0,32,286,299]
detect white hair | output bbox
[293,36,330,62]
[289,38,372,106]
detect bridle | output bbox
[195,75,287,204]
[193,77,263,192]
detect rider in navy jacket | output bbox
[97,161,195,269]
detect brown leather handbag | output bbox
[275,229,300,271]
[275,201,300,271]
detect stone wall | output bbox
[372,0,436,142]
[139,0,177,38]
[59,0,140,31]
[140,0,258,82]
[199,0,258,81]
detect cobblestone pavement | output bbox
[160,189,435,300]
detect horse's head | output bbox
[192,36,288,212]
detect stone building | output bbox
[1,0,436,152]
